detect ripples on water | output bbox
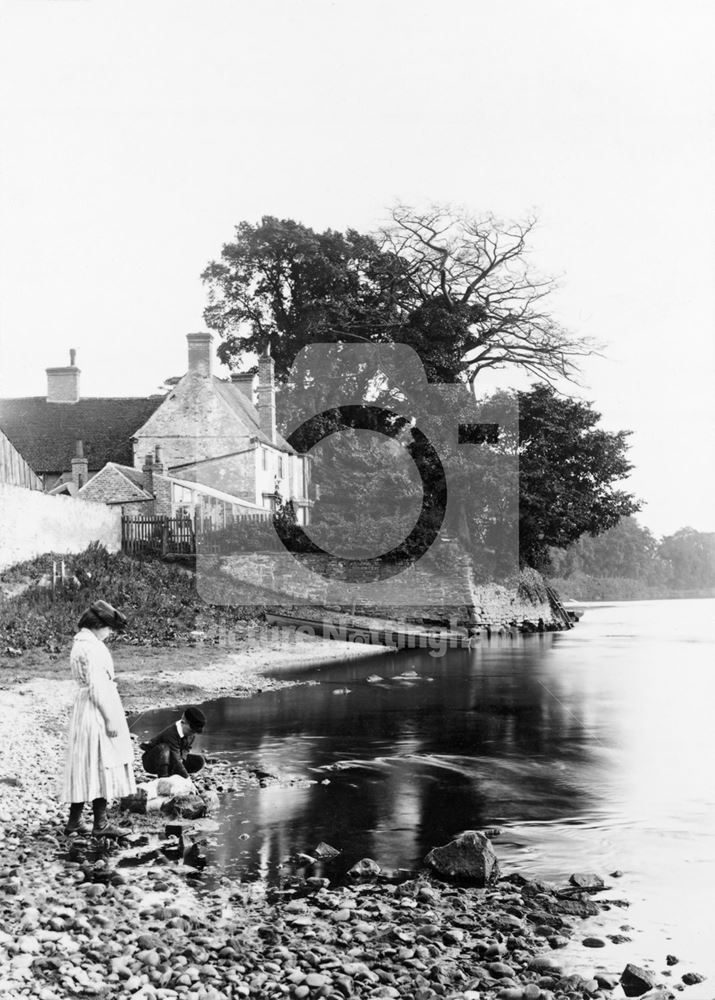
[135,599,715,990]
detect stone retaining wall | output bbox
[203,550,557,627]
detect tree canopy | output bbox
[202,210,638,571]
[202,208,595,386]
[202,217,407,383]
[516,385,641,568]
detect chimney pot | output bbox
[46,349,80,403]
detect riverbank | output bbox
[0,633,679,1000]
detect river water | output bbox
[136,599,715,989]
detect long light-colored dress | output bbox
[59,628,136,803]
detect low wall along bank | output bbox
[208,551,557,628]
[0,483,121,571]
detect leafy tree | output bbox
[516,385,640,568]
[548,516,659,579]
[658,528,715,589]
[202,208,594,386]
[202,217,408,382]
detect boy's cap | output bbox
[90,600,128,632]
[184,706,206,732]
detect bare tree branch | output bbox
[378,203,599,386]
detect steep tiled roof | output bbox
[213,379,295,453]
[0,396,164,474]
[78,463,153,504]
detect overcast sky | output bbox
[1,0,713,537]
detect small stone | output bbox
[528,956,562,974]
[569,873,605,891]
[314,842,341,859]
[348,858,380,878]
[489,963,516,978]
[523,986,541,1000]
[610,870,624,877]
[20,907,40,930]
[595,973,620,990]
[294,987,310,999]
[425,831,499,886]
[666,956,679,967]
[305,972,326,988]
[681,973,706,986]
[548,934,569,949]
[583,936,606,948]
[18,934,40,953]
[332,909,351,922]
[137,933,164,950]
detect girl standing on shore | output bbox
[60,600,135,837]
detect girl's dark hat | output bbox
[184,706,206,732]
[90,600,128,632]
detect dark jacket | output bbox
[141,722,196,779]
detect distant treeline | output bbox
[548,519,715,601]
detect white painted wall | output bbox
[0,483,121,570]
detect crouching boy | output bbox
[140,706,206,779]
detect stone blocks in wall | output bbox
[210,552,558,627]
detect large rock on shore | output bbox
[620,963,658,997]
[424,830,500,885]
[160,794,207,819]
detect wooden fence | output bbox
[121,515,196,556]
[0,430,43,490]
[121,512,274,557]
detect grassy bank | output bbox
[0,544,279,656]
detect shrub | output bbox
[0,543,259,653]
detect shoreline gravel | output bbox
[0,634,681,1000]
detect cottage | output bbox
[78,450,272,525]
[131,333,311,524]
[0,350,164,491]
[0,335,311,526]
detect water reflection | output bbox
[134,630,607,878]
[132,600,715,989]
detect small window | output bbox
[262,448,268,471]
[278,455,284,478]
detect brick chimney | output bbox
[46,348,80,403]
[187,332,213,377]
[71,439,88,488]
[231,372,256,403]
[153,444,165,475]
[257,346,276,443]
[142,452,155,495]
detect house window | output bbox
[262,448,268,471]
[278,455,284,478]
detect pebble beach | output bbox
[0,635,681,1000]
